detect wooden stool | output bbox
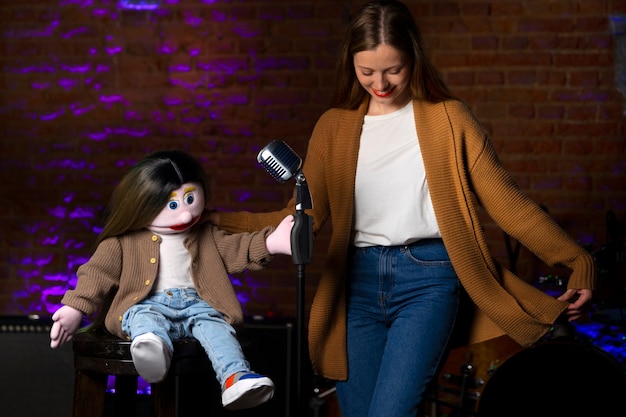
[72,323,217,417]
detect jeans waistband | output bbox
[349,239,445,257]
[353,238,443,249]
[400,238,444,249]
[154,287,197,297]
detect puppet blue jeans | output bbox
[121,287,249,387]
[335,239,460,417]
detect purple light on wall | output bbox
[5,21,58,39]
[40,108,65,121]
[232,24,262,38]
[59,0,96,6]
[105,46,123,54]
[197,58,249,74]
[67,254,91,271]
[85,127,150,141]
[58,78,78,90]
[101,95,129,105]
[93,8,115,18]
[32,82,51,89]
[230,272,275,316]
[183,12,203,27]
[48,206,68,219]
[170,76,210,89]
[163,95,185,106]
[41,235,60,245]
[119,0,161,11]
[34,159,96,170]
[15,64,56,73]
[68,207,98,220]
[208,9,227,22]
[23,255,54,268]
[96,63,111,72]
[235,191,253,203]
[62,27,89,39]
[168,63,191,72]
[159,43,176,54]
[149,110,177,123]
[72,104,97,116]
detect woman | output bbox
[211,1,595,416]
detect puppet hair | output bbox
[96,150,210,244]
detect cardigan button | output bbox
[151,235,158,242]
[150,258,156,264]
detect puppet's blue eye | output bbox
[168,201,179,210]
[185,193,194,205]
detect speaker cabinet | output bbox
[241,317,296,417]
[176,316,297,417]
[0,315,74,417]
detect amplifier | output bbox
[0,315,74,417]
[176,316,297,417]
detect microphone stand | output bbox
[290,171,313,417]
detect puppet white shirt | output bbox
[153,231,195,292]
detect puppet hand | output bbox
[265,215,294,255]
[557,288,593,322]
[50,305,83,348]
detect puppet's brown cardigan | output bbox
[61,223,274,339]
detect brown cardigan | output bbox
[60,221,274,339]
[218,99,596,381]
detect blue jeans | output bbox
[121,287,249,387]
[335,239,460,417]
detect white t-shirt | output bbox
[353,101,441,247]
[153,231,195,292]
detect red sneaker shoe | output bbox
[221,371,275,410]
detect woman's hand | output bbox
[557,288,593,322]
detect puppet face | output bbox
[148,182,204,235]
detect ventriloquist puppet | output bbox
[49,150,294,410]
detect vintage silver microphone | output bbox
[257,140,302,183]
[257,140,312,212]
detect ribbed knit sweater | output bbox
[60,221,274,340]
[218,99,595,381]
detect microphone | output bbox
[257,139,313,264]
[257,140,302,183]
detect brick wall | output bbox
[1,0,624,320]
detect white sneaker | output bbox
[130,332,172,383]
[221,371,275,410]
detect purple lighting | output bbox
[119,0,161,10]
[62,27,89,39]
[183,12,203,27]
